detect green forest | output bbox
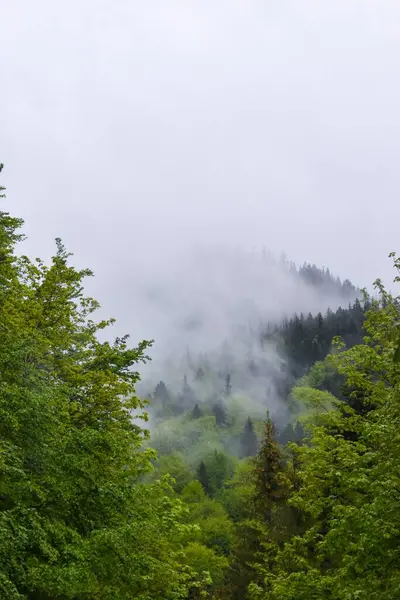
[1,163,400,600]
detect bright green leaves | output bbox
[0,167,197,599]
[251,258,400,600]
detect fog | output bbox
[1,1,400,395]
[129,245,356,422]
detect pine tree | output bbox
[240,417,258,458]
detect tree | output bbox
[240,417,258,458]
[262,299,367,382]
[0,167,199,600]
[204,450,236,496]
[217,459,255,522]
[249,257,400,600]
[153,380,170,408]
[229,418,288,600]
[179,374,197,410]
[197,461,211,495]
[183,543,228,598]
[191,403,203,419]
[225,373,232,396]
[148,452,193,493]
[253,414,285,525]
[194,366,205,381]
[212,402,227,426]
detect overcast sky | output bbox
[1,0,400,325]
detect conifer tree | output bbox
[191,403,203,419]
[240,417,258,458]
[197,460,211,495]
[154,380,170,408]
[253,414,284,524]
[249,262,400,600]
[179,374,197,409]
[225,373,232,396]
[212,402,227,426]
[195,366,205,381]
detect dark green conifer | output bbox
[253,413,284,524]
[197,460,210,495]
[212,402,227,426]
[240,417,258,458]
[191,403,203,419]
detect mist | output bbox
[1,1,399,418]
[2,3,400,595]
[127,244,357,424]
[2,0,400,295]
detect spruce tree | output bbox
[195,366,205,381]
[154,380,170,408]
[212,402,227,426]
[179,374,197,409]
[191,403,203,419]
[197,460,211,495]
[279,423,295,446]
[240,417,258,458]
[253,413,284,524]
[225,373,232,396]
[205,450,235,494]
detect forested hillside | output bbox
[2,165,400,599]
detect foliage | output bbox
[253,415,286,525]
[146,452,193,493]
[240,418,259,458]
[263,298,368,382]
[4,164,399,599]
[250,256,400,600]
[0,168,214,599]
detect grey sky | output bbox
[1,0,400,328]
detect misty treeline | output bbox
[1,163,400,600]
[146,290,367,462]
